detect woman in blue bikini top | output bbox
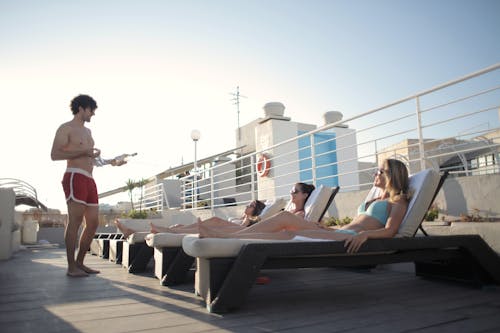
[357,199,390,226]
[199,158,411,254]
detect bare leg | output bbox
[201,216,246,228]
[151,223,198,233]
[199,223,295,240]
[231,211,322,234]
[76,205,100,274]
[151,222,243,234]
[65,201,88,277]
[114,219,137,238]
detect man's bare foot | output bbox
[115,220,135,238]
[67,267,89,277]
[77,263,100,274]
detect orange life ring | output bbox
[257,154,271,177]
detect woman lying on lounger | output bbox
[152,182,316,233]
[150,199,267,233]
[114,182,315,237]
[199,158,410,254]
[114,200,265,237]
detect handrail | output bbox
[102,64,500,212]
[0,178,48,211]
[183,64,500,211]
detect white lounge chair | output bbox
[147,185,339,285]
[180,169,500,313]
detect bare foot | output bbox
[77,263,100,274]
[67,267,89,277]
[115,219,135,238]
[150,222,160,234]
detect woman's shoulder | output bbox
[388,197,408,213]
[293,209,305,217]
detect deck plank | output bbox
[1,247,500,332]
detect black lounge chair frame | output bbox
[90,233,123,258]
[121,241,154,273]
[198,234,500,313]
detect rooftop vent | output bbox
[323,111,343,124]
[263,102,285,117]
[260,102,290,123]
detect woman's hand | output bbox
[344,233,369,253]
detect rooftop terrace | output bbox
[1,246,499,332]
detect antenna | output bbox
[229,86,247,141]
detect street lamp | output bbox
[190,129,201,208]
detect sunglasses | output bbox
[376,168,388,175]
[290,189,301,194]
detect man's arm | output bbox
[50,125,95,161]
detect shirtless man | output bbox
[51,94,125,277]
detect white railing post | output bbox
[210,168,215,215]
[250,155,256,200]
[415,96,426,171]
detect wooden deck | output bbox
[1,246,500,333]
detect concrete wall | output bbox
[255,118,299,200]
[423,222,500,254]
[434,173,500,218]
[0,188,15,260]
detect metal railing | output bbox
[133,182,164,213]
[175,64,500,213]
[122,64,499,214]
[0,178,47,211]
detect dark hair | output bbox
[296,182,315,203]
[252,200,266,216]
[70,94,97,115]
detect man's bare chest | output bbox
[69,128,94,147]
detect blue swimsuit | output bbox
[357,200,389,226]
[334,200,389,236]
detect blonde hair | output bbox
[383,159,411,203]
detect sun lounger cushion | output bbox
[396,168,440,237]
[228,198,287,224]
[126,231,151,244]
[145,232,194,247]
[304,185,334,222]
[259,198,287,220]
[183,235,305,258]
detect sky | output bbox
[1,0,499,213]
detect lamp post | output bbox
[190,129,201,208]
